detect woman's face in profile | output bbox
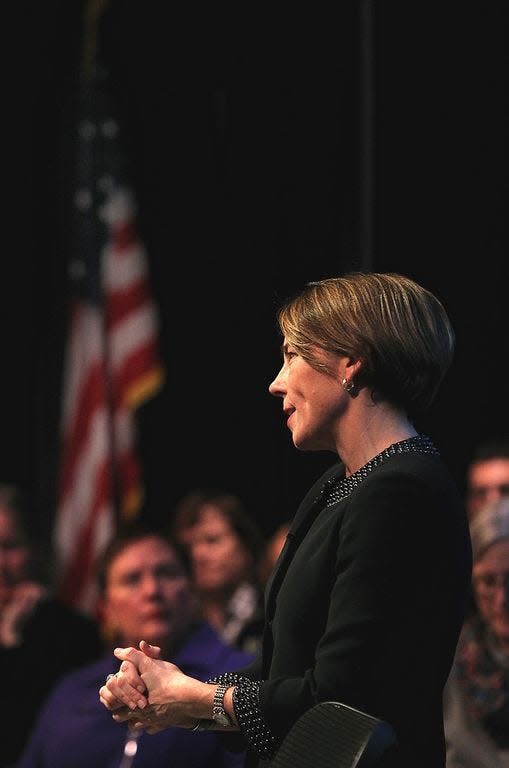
[268,340,347,454]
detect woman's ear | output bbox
[345,358,362,379]
[340,358,363,396]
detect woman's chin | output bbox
[292,433,328,453]
[291,431,313,451]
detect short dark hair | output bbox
[469,438,509,464]
[95,522,190,594]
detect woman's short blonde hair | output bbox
[277,271,455,417]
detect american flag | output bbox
[54,61,164,616]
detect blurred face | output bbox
[467,459,509,519]
[183,506,251,594]
[269,340,348,452]
[99,536,194,650]
[0,508,31,608]
[472,538,509,652]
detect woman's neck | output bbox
[337,401,417,477]
[199,583,246,631]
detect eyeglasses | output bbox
[472,571,509,599]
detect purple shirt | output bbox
[18,623,252,768]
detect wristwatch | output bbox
[212,683,233,727]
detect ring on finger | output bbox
[106,673,118,683]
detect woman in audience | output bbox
[172,488,265,655]
[18,524,253,768]
[444,497,509,767]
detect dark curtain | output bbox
[2,1,508,546]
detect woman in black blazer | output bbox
[100,272,472,768]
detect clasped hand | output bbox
[99,640,209,733]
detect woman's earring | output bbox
[341,377,355,393]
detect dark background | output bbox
[3,2,508,549]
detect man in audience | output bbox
[465,438,509,520]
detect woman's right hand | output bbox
[99,640,161,713]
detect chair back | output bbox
[261,700,397,768]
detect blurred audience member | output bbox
[172,488,264,655]
[0,484,103,768]
[257,521,291,586]
[444,498,509,767]
[465,438,509,520]
[18,523,252,768]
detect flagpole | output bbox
[357,0,377,269]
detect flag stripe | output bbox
[54,63,164,616]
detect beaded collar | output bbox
[322,434,439,508]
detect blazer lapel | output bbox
[265,462,343,620]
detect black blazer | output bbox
[242,450,472,768]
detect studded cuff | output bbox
[207,672,278,760]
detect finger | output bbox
[111,706,135,723]
[119,661,147,694]
[112,710,133,722]
[139,640,162,658]
[99,682,131,709]
[112,708,149,726]
[105,671,147,710]
[99,685,129,711]
[102,694,129,712]
[114,646,143,665]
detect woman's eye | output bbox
[122,573,141,586]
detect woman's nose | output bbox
[141,573,161,595]
[269,366,285,397]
